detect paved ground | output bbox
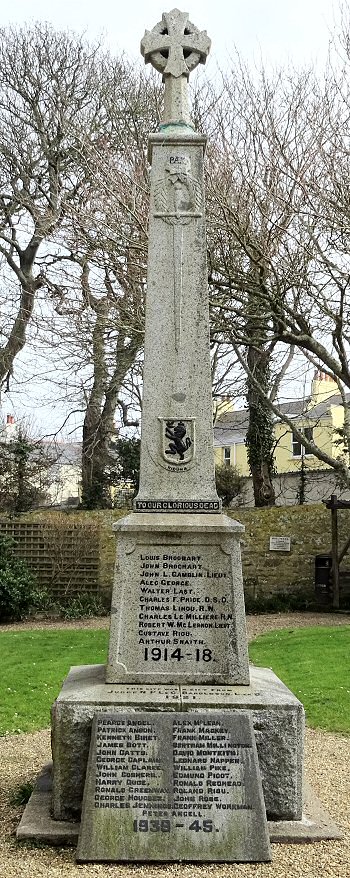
[0,612,349,877]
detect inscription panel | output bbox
[108,542,242,683]
[77,711,271,862]
[134,500,221,512]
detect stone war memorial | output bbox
[17,7,342,864]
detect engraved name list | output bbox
[77,711,271,861]
[116,543,237,679]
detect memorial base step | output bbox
[16,764,343,847]
[51,663,304,823]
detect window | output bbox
[223,447,231,465]
[292,427,314,457]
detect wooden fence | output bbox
[0,518,100,599]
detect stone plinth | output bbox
[51,664,304,823]
[51,665,180,822]
[106,512,249,686]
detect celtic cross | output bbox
[141,8,211,127]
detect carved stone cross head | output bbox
[141,9,210,126]
[141,9,210,79]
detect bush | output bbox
[56,592,108,620]
[244,589,316,615]
[10,781,34,806]
[215,464,243,507]
[0,537,45,622]
[115,437,140,485]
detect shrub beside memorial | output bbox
[0,536,46,622]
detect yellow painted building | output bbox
[214,373,349,478]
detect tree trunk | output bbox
[246,344,276,507]
[80,304,141,508]
[81,412,111,509]
[80,302,110,508]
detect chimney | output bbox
[4,414,16,443]
[311,371,338,404]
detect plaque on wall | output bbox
[269,536,291,552]
[76,711,271,863]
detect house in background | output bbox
[0,416,82,508]
[44,442,82,506]
[0,417,133,509]
[3,369,349,509]
[214,372,350,506]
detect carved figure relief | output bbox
[154,155,202,225]
[165,420,191,459]
[153,155,202,355]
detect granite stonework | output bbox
[106,512,249,685]
[76,710,271,863]
[141,9,211,128]
[19,8,319,863]
[51,664,303,823]
[134,134,220,510]
[135,13,218,512]
[182,670,304,821]
[51,665,180,822]
[17,765,343,847]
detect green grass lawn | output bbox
[249,625,350,734]
[0,629,108,734]
[0,625,349,735]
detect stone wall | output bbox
[104,506,350,605]
[5,505,350,605]
[230,504,350,601]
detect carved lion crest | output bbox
[159,418,196,465]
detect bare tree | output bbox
[5,21,350,509]
[0,423,60,512]
[48,67,161,506]
[0,23,162,506]
[0,24,114,387]
[203,51,350,492]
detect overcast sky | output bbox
[0,1,341,436]
[0,1,338,71]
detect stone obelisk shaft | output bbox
[135,130,220,511]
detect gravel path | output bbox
[245,610,350,640]
[0,612,349,877]
[2,609,349,638]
